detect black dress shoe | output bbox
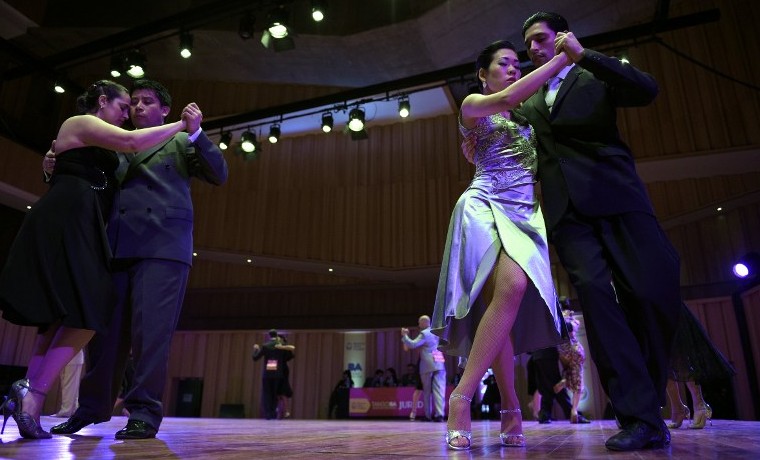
[115,419,157,440]
[537,410,552,424]
[605,420,670,451]
[431,415,444,422]
[50,415,96,434]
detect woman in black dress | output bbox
[666,304,735,430]
[0,80,188,439]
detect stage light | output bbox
[179,31,193,59]
[239,11,255,40]
[261,7,295,52]
[268,124,281,144]
[53,81,65,94]
[348,108,365,132]
[125,49,146,78]
[218,132,231,150]
[110,54,125,78]
[241,130,257,153]
[311,0,327,22]
[267,8,290,39]
[321,112,333,133]
[733,252,760,279]
[398,97,410,118]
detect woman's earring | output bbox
[482,81,487,90]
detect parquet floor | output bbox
[1,415,759,459]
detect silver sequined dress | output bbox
[431,113,563,358]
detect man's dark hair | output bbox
[268,329,278,338]
[131,79,172,107]
[522,11,569,37]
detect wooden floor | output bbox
[1,415,760,459]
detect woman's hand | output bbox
[555,31,585,63]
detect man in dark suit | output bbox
[529,346,589,424]
[51,79,228,439]
[519,12,682,451]
[252,330,294,419]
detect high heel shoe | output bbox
[668,403,690,429]
[1,393,17,434]
[499,408,525,447]
[409,411,415,421]
[7,379,51,439]
[445,393,472,450]
[690,402,713,429]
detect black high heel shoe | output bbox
[6,379,51,439]
[1,393,18,434]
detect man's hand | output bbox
[555,31,585,63]
[182,103,203,133]
[42,140,57,175]
[401,327,409,337]
[461,134,476,164]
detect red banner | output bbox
[349,386,454,417]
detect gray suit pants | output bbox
[421,369,446,418]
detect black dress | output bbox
[0,147,118,334]
[669,303,735,382]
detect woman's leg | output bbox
[666,379,689,428]
[409,389,422,420]
[447,252,527,447]
[23,324,94,423]
[491,343,523,445]
[686,381,712,428]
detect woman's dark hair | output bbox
[474,40,529,126]
[522,11,569,37]
[75,80,128,115]
[475,40,517,93]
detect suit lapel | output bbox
[123,136,175,181]
[550,66,583,116]
[527,91,550,122]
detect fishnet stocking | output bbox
[447,251,527,444]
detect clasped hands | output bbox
[554,31,585,63]
[400,327,409,337]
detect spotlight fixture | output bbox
[261,7,295,52]
[53,81,65,94]
[311,0,327,22]
[321,112,333,133]
[240,130,257,153]
[110,54,125,78]
[348,107,368,140]
[348,108,365,132]
[398,97,410,118]
[238,11,255,40]
[179,31,193,59]
[268,124,281,144]
[267,7,289,38]
[218,132,231,150]
[733,252,760,279]
[125,49,146,78]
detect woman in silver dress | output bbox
[431,40,569,450]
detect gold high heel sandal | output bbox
[690,402,712,429]
[668,403,690,429]
[499,408,525,447]
[445,393,472,450]
[9,379,51,439]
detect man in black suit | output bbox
[519,12,682,451]
[50,79,228,439]
[253,330,294,419]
